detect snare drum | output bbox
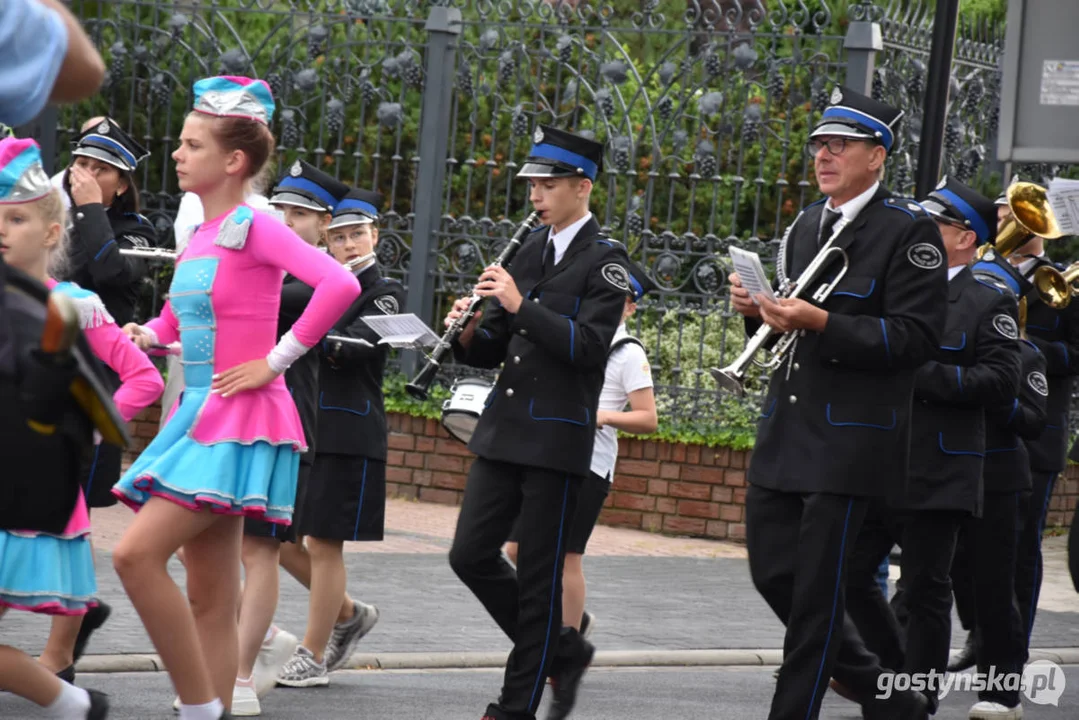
[441,377,493,445]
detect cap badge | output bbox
[290,160,302,177]
[830,87,843,105]
[533,127,544,144]
[97,121,110,135]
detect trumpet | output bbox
[405,210,542,400]
[120,247,178,261]
[710,216,851,397]
[1032,260,1079,309]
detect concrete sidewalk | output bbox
[6,500,1076,672]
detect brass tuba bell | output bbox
[978,181,1068,308]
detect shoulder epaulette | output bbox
[214,205,254,250]
[974,276,1010,295]
[51,281,114,330]
[883,198,929,219]
[806,197,827,208]
[594,237,625,250]
[1021,338,1041,353]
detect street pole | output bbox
[914,0,960,198]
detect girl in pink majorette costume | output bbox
[110,77,360,720]
[0,137,157,719]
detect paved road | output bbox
[6,553,1079,658]
[3,666,1076,719]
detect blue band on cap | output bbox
[277,177,337,209]
[528,143,598,180]
[972,261,1021,296]
[821,107,894,151]
[628,274,644,300]
[79,135,137,168]
[935,188,991,244]
[335,197,378,218]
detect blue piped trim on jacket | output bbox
[319,392,371,416]
[529,398,590,426]
[832,279,876,299]
[941,333,966,351]
[825,404,897,430]
[938,432,984,457]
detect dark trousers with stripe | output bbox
[846,503,963,711]
[1015,469,1058,658]
[449,457,580,720]
[951,491,1026,707]
[746,484,895,720]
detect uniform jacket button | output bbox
[789,395,797,404]
[533,297,540,302]
[519,329,528,336]
[793,363,800,371]
[506,388,514,397]
[76,212,85,220]
[513,356,521,364]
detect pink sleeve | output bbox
[144,299,181,346]
[250,215,361,347]
[84,321,166,423]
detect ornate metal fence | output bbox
[47,0,1012,435]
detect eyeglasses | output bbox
[805,137,858,157]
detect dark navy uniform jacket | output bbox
[66,203,158,327]
[899,269,1021,514]
[1023,284,1079,473]
[316,263,406,461]
[453,216,631,478]
[983,338,1047,495]
[747,188,949,497]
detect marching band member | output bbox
[2,134,165,686]
[47,115,160,668]
[1002,190,1079,655]
[844,177,1020,714]
[275,188,402,687]
[503,261,658,670]
[951,256,1046,719]
[60,116,157,326]
[729,86,948,720]
[232,160,350,714]
[0,138,116,719]
[445,126,632,720]
[109,76,360,720]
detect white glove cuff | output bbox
[266,329,309,374]
[139,325,159,346]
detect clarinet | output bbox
[405,210,542,400]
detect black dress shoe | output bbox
[74,601,111,662]
[546,631,594,720]
[87,689,109,720]
[947,631,977,672]
[861,688,929,720]
[56,664,76,684]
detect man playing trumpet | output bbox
[727,86,948,720]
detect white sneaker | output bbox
[253,626,299,696]
[969,700,1023,719]
[232,679,261,716]
[172,696,180,713]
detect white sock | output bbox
[178,698,224,720]
[44,682,90,718]
[263,625,276,643]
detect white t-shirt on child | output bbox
[590,323,654,481]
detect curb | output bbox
[74,648,1079,674]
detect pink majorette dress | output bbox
[0,281,164,615]
[112,204,361,524]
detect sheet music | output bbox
[728,246,777,305]
[360,313,441,350]
[1047,178,1079,235]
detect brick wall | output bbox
[123,406,1078,540]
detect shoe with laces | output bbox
[276,646,328,688]
[253,626,298,696]
[324,601,380,672]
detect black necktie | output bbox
[543,240,556,272]
[819,208,841,246]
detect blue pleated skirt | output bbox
[0,530,97,615]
